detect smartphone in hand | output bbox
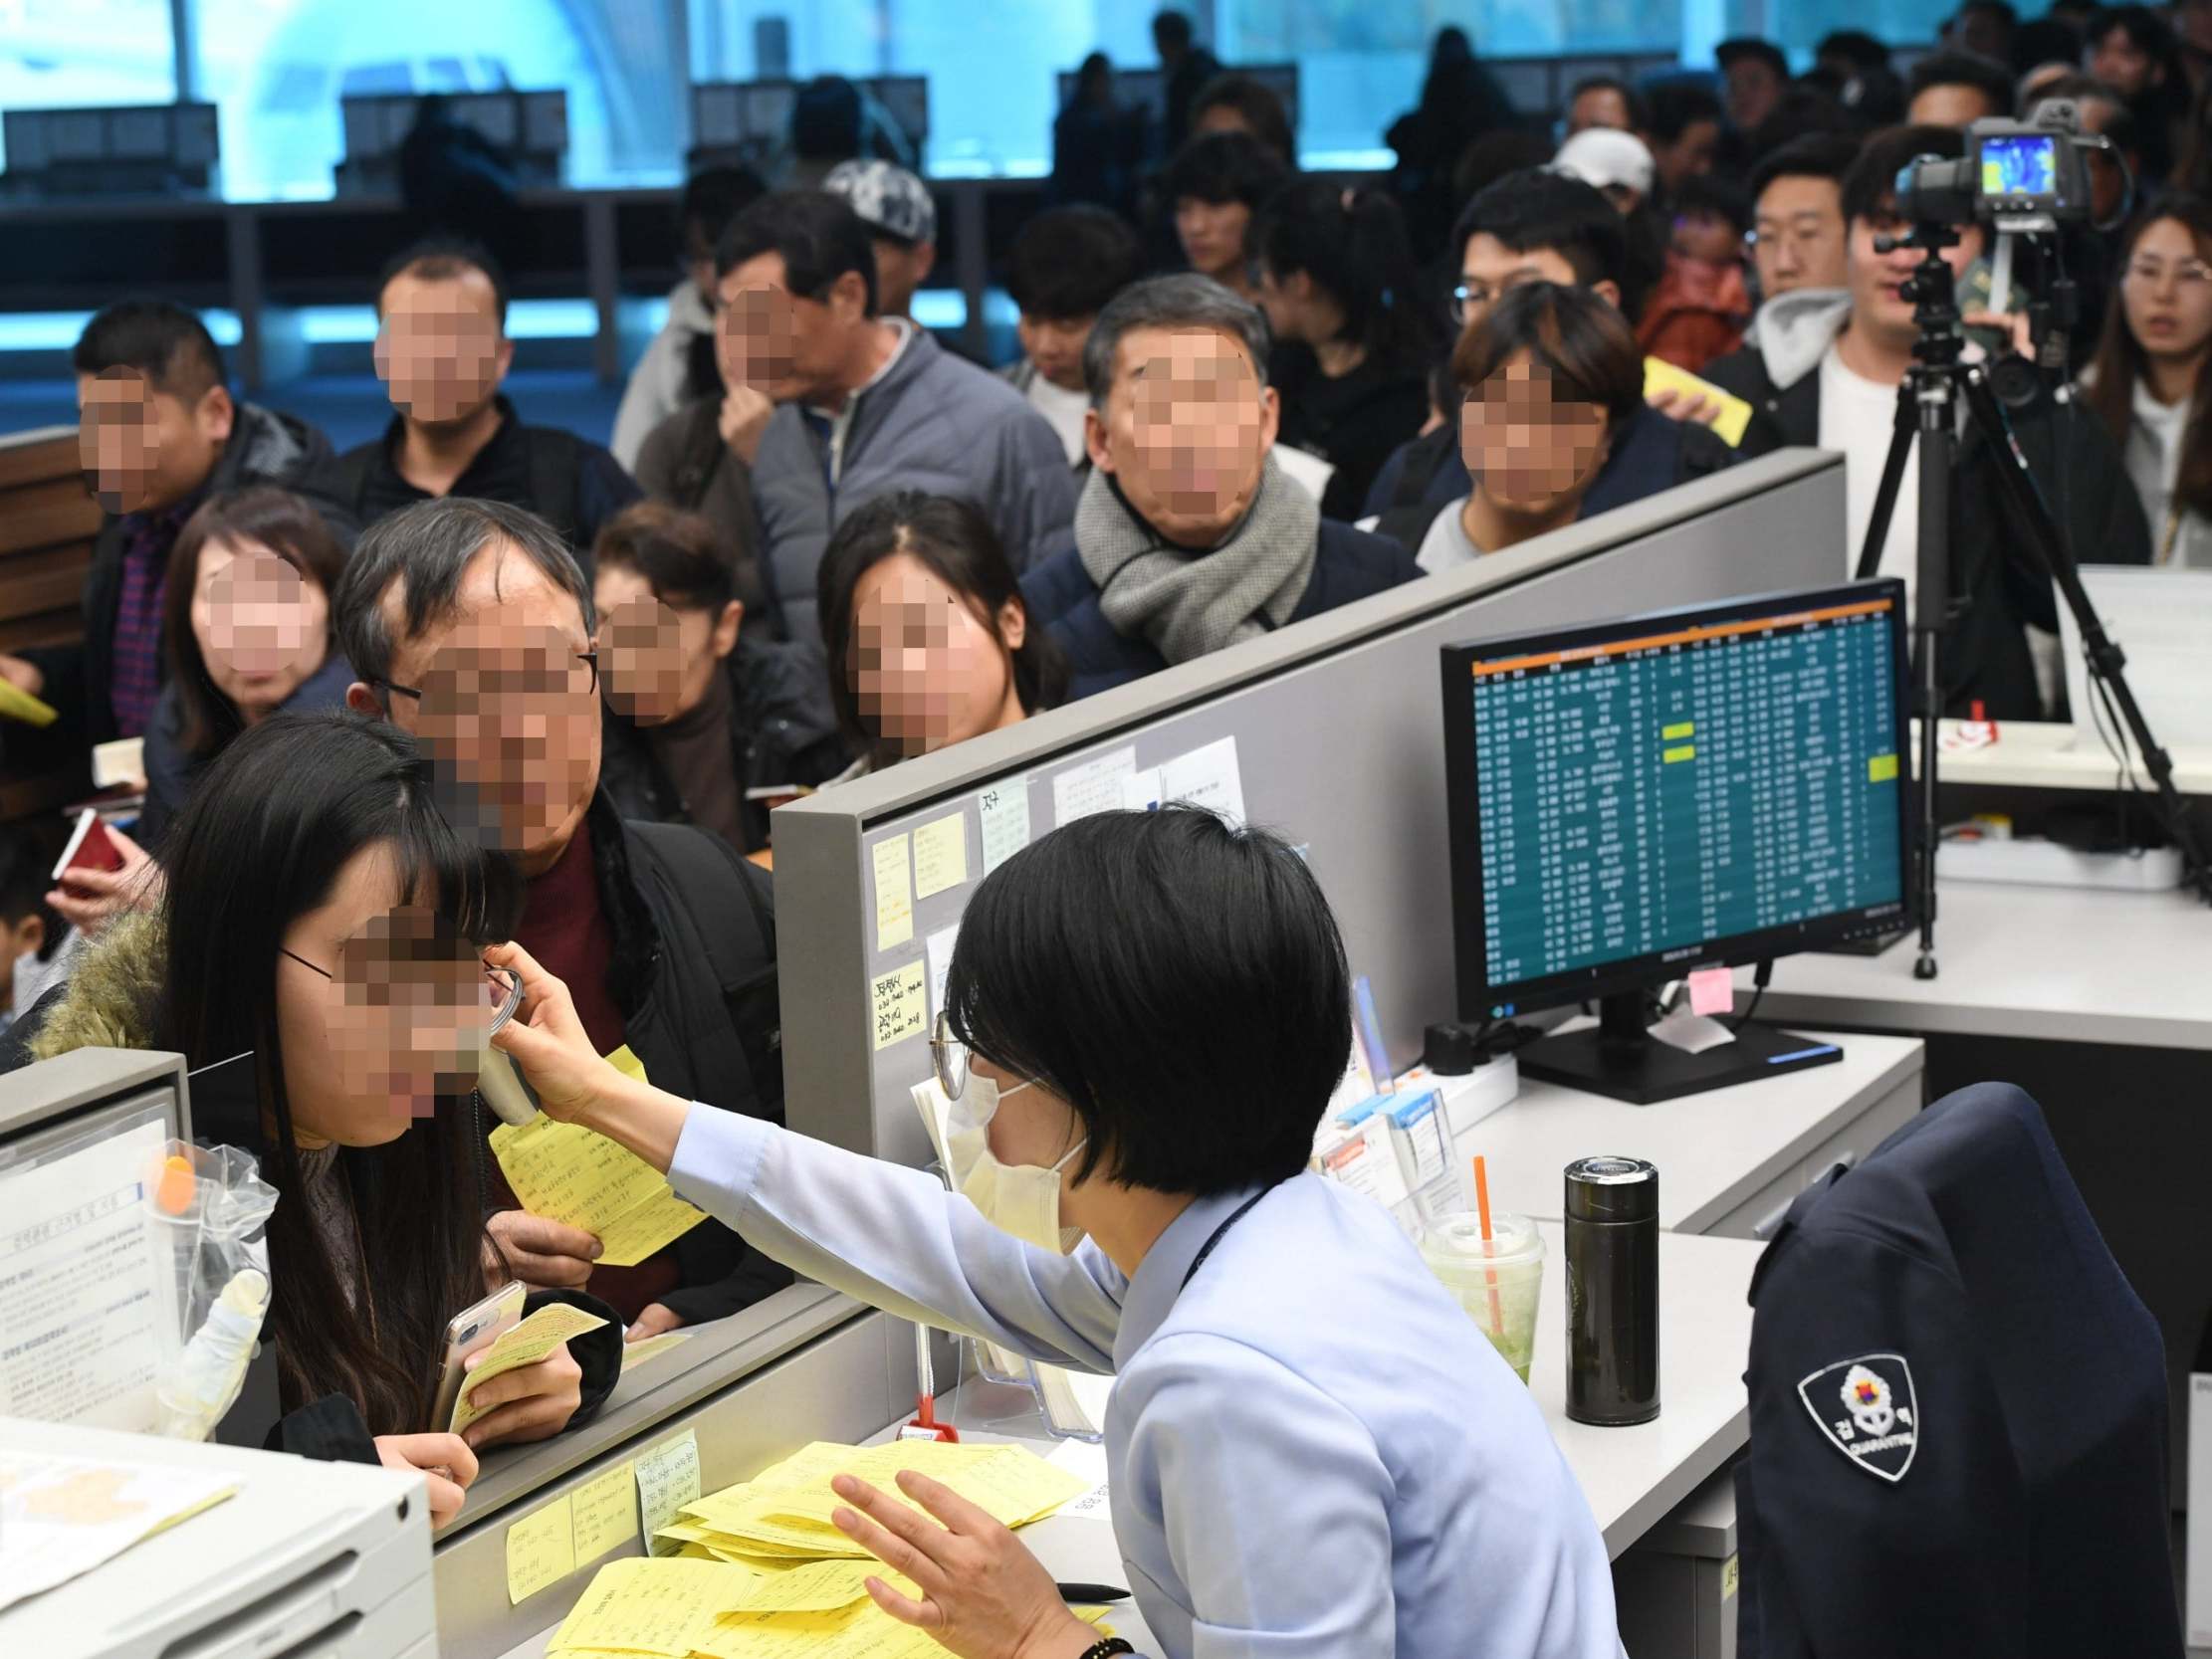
[427,1280,526,1434]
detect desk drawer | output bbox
[1702,1077,1922,1241]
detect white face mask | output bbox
[942,1073,1088,1255]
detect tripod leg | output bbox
[1912,381,1953,980]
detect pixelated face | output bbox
[593,563,734,726]
[2089,32,2159,100]
[1174,197,1253,285]
[375,542,600,865]
[1848,203,1981,344]
[277,850,503,1136]
[374,270,510,425]
[848,550,1019,756]
[1754,175,1849,298]
[2121,217,2212,363]
[1724,60,1783,134]
[1092,325,1278,545]
[1568,87,1633,134]
[716,253,853,404]
[76,366,230,515]
[1016,312,1095,393]
[191,535,331,718]
[1461,357,1610,513]
[1457,237,1585,335]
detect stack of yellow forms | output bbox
[547,1438,1106,1659]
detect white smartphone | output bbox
[427,1280,526,1433]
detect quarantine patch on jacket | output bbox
[1797,1352,1918,1483]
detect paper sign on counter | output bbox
[507,1493,576,1603]
[977,781,1031,873]
[637,1430,702,1557]
[453,1303,610,1435]
[925,925,960,1023]
[1158,736,1246,826]
[571,1462,641,1565]
[871,960,928,1051]
[871,835,914,951]
[491,1114,706,1269]
[1050,746,1136,827]
[911,813,969,899]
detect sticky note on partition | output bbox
[571,1462,640,1566]
[872,834,914,950]
[636,1429,702,1557]
[912,812,969,899]
[507,1492,576,1603]
[872,960,928,1051]
[978,780,1031,873]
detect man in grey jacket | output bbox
[712,191,1077,651]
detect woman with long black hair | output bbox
[2,712,621,1525]
[1252,178,1442,520]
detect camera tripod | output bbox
[1858,222,2211,983]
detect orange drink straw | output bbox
[1472,1155,1504,1338]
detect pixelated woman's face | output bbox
[1460,355,1611,514]
[847,551,1022,756]
[191,536,330,720]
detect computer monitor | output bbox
[1439,578,1912,1103]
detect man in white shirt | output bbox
[999,205,1143,470]
[1686,124,2152,720]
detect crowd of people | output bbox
[2,0,2211,1541]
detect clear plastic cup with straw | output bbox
[1419,1156,1546,1383]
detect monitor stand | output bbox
[1518,991,1844,1106]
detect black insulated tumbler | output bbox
[1564,1155,1659,1425]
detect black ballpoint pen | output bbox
[1057,1581,1131,1603]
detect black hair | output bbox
[375,233,511,323]
[1642,79,1724,144]
[2025,73,2141,153]
[1717,38,1791,83]
[2088,5,2175,58]
[72,300,226,403]
[335,497,593,696]
[1006,206,1143,320]
[791,75,863,161]
[1673,171,1753,235]
[817,491,1066,770]
[1905,50,2016,118]
[1191,73,1296,166]
[679,164,769,257]
[1750,131,1864,200]
[1750,88,1862,152]
[2086,194,2212,524]
[946,806,1352,1196]
[715,190,880,318]
[1844,122,1966,225]
[1451,280,1645,426]
[1568,75,1648,131]
[592,499,766,619]
[0,823,62,964]
[1451,168,1630,292]
[1164,129,1293,211]
[1817,31,1892,72]
[1454,129,1559,202]
[1153,9,1194,51]
[1253,178,1439,370]
[2011,18,2089,78]
[161,486,349,761]
[155,710,521,1435]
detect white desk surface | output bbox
[1464,1030,1922,1235]
[1922,718,2212,794]
[498,1227,1764,1654]
[1746,884,2212,1050]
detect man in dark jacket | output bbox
[1684,125,2150,720]
[335,497,791,1342]
[1737,1082,2182,1657]
[1021,275,1419,701]
[1361,170,1695,551]
[0,301,354,751]
[332,237,641,560]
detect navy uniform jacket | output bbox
[1736,1082,2181,1659]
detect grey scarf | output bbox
[1076,454,1321,666]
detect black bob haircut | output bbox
[1164,129,1293,210]
[1450,168,1630,292]
[376,234,511,323]
[717,190,880,318]
[1905,50,2015,116]
[73,300,227,403]
[1843,123,1965,226]
[945,806,1352,1196]
[1006,206,1143,320]
[1750,131,1864,201]
[1642,78,1723,144]
[679,164,768,254]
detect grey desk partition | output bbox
[774,451,1847,1170]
